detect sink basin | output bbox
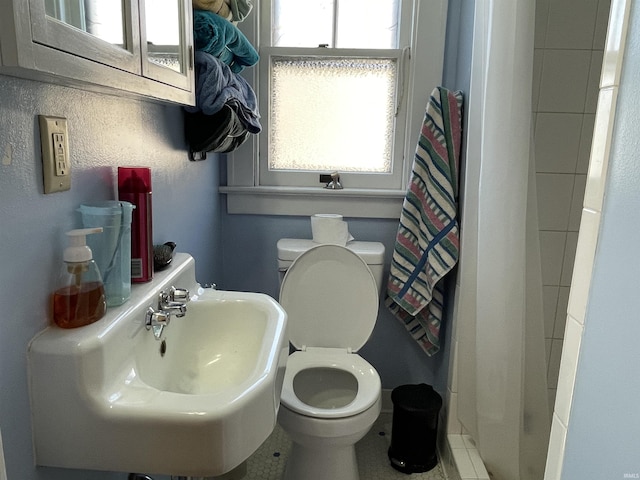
[28,253,288,477]
[136,296,277,395]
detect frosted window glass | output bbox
[269,57,396,173]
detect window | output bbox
[222,0,448,217]
[259,0,409,189]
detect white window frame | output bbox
[220,0,448,218]
[258,47,407,190]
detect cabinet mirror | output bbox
[44,0,126,49]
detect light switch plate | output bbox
[39,115,71,193]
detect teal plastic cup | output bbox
[78,201,135,307]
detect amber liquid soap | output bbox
[53,281,107,329]
[53,228,108,328]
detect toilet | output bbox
[276,238,385,480]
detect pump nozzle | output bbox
[64,228,103,263]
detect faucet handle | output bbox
[145,307,170,329]
[158,287,189,309]
[168,286,190,303]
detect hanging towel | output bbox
[185,51,261,133]
[193,9,259,73]
[385,87,464,356]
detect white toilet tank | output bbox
[277,239,386,294]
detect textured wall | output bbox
[0,74,221,480]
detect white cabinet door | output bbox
[140,0,194,91]
[0,0,195,104]
[30,0,142,75]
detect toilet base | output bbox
[284,443,359,480]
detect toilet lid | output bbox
[279,244,379,351]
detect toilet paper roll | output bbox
[310,214,354,246]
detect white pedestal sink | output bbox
[28,253,288,477]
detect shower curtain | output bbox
[455,0,551,479]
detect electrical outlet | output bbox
[39,115,71,193]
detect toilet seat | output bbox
[279,244,379,351]
[280,348,381,419]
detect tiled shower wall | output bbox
[532,0,611,414]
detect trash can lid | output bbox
[391,384,443,413]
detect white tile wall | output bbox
[539,231,567,285]
[586,51,605,112]
[544,0,629,478]
[534,113,583,173]
[553,316,584,425]
[545,0,599,49]
[536,174,575,229]
[553,287,570,338]
[576,115,595,174]
[544,414,568,479]
[533,0,611,415]
[559,231,578,286]
[543,286,560,338]
[537,50,592,112]
[443,1,617,478]
[567,175,587,231]
[566,210,601,322]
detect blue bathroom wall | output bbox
[0,75,221,480]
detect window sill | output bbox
[219,186,405,218]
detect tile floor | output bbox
[245,412,446,480]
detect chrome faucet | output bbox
[145,286,190,339]
[159,287,190,315]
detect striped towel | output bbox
[385,87,464,356]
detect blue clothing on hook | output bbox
[185,51,261,133]
[193,9,259,73]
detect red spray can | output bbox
[118,167,153,283]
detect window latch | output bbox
[322,171,343,190]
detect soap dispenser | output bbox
[52,228,107,329]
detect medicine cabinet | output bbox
[0,0,195,105]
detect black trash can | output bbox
[388,383,443,474]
